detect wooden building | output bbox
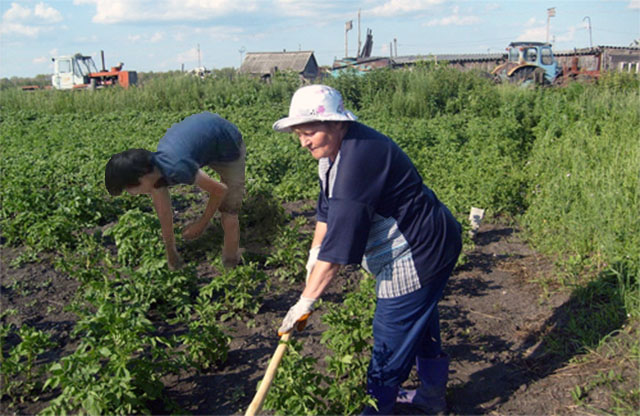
[554,46,640,73]
[239,51,319,81]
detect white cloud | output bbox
[33,56,48,64]
[127,32,164,43]
[150,32,164,42]
[176,46,200,64]
[34,2,62,22]
[0,22,40,37]
[272,0,335,17]
[484,2,500,12]
[193,25,243,41]
[629,0,640,9]
[75,0,258,23]
[524,17,539,27]
[369,0,446,17]
[517,16,575,44]
[555,26,577,43]
[516,26,547,42]
[3,3,31,21]
[424,6,480,27]
[1,2,62,37]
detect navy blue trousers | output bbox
[367,260,455,387]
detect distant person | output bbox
[105,111,245,269]
[273,85,462,415]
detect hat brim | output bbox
[272,110,357,133]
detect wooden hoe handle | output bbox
[245,331,292,416]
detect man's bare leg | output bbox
[220,212,241,268]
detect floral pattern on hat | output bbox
[272,84,357,132]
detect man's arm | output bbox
[150,186,182,269]
[183,169,228,240]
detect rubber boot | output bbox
[396,354,449,414]
[361,383,399,415]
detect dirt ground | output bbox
[0,207,632,415]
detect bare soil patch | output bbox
[1,207,632,415]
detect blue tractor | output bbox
[491,42,561,85]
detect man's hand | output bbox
[278,296,316,336]
[305,246,321,284]
[167,250,183,270]
[182,220,208,241]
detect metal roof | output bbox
[554,45,640,56]
[393,53,505,65]
[239,51,316,74]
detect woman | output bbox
[274,85,462,414]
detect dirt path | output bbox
[440,223,574,415]
[2,220,595,415]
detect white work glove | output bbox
[305,246,321,284]
[278,296,316,336]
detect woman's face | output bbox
[293,122,346,161]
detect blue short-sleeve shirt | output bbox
[316,122,461,298]
[152,112,242,185]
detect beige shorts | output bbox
[209,142,245,214]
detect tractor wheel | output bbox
[533,67,549,86]
[510,67,536,85]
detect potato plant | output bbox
[1,69,638,414]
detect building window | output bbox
[620,62,639,73]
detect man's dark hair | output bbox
[105,149,155,196]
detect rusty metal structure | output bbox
[554,45,640,75]
[331,29,396,76]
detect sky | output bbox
[1,0,639,78]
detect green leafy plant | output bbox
[1,325,55,405]
[266,217,312,283]
[199,261,269,322]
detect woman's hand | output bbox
[278,296,316,336]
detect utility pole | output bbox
[345,20,353,57]
[358,9,362,56]
[546,7,556,43]
[197,43,201,68]
[394,38,397,58]
[583,16,593,48]
[239,46,246,68]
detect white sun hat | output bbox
[273,84,357,132]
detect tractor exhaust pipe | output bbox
[101,50,106,72]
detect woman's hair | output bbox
[104,149,155,196]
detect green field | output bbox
[1,68,638,414]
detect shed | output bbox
[239,51,319,80]
[554,46,640,73]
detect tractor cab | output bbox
[51,54,99,89]
[493,42,560,84]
